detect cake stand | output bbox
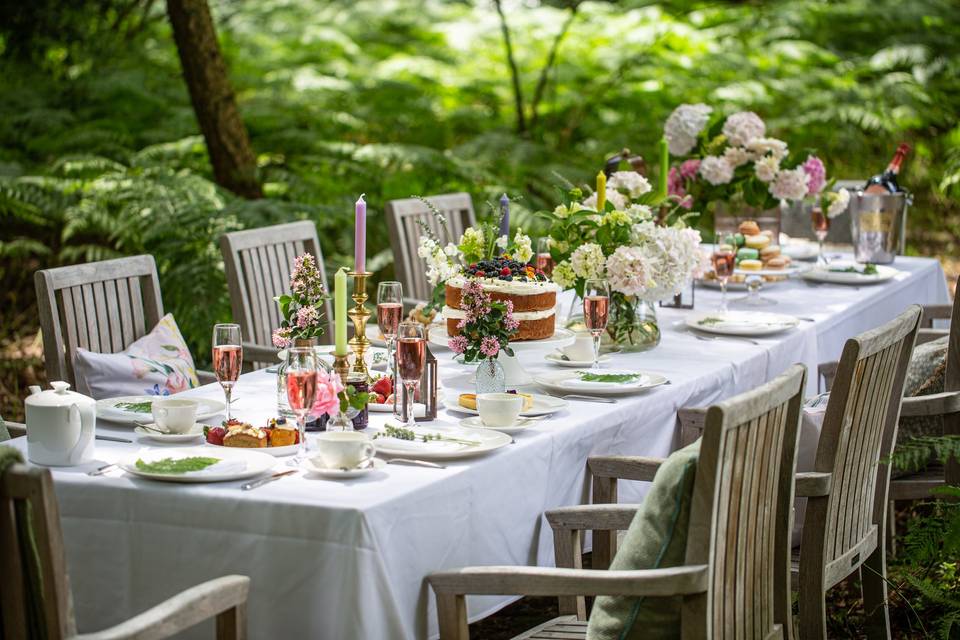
[429,324,576,387]
[729,266,802,307]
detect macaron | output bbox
[744,234,771,250]
[736,247,759,261]
[738,220,761,236]
[739,259,763,271]
[734,233,745,247]
[760,245,781,260]
[765,257,788,270]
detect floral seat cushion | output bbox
[73,314,199,399]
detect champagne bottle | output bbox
[864,143,910,194]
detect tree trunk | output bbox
[166,0,262,199]
[493,0,527,136]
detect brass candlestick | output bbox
[332,352,351,385]
[348,271,373,377]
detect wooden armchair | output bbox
[385,193,476,305]
[220,221,334,369]
[35,255,215,387]
[428,364,807,639]
[0,463,249,639]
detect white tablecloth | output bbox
[6,256,948,639]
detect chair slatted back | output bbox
[684,364,806,640]
[385,193,476,303]
[0,464,75,640]
[806,306,921,578]
[35,255,164,387]
[220,221,334,349]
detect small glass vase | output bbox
[608,295,661,352]
[475,358,506,394]
[326,410,354,432]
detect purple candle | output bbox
[499,193,510,238]
[354,194,367,273]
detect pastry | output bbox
[736,248,759,261]
[739,259,763,271]
[459,392,533,412]
[744,234,771,250]
[223,422,267,448]
[738,221,761,236]
[266,418,299,447]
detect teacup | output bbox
[562,333,595,361]
[151,398,198,434]
[313,431,376,470]
[476,393,523,428]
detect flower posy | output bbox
[446,280,517,361]
[272,252,329,348]
[664,103,712,155]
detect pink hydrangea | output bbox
[679,159,701,179]
[296,305,319,329]
[311,368,344,417]
[448,335,468,354]
[802,155,826,195]
[272,327,292,349]
[480,336,501,358]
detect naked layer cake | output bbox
[443,258,559,341]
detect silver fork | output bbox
[695,334,760,346]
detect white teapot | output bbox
[25,381,96,466]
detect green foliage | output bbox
[889,435,960,473]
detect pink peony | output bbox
[480,336,501,358]
[311,368,344,417]
[802,155,826,195]
[679,159,701,179]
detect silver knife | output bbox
[561,394,618,404]
[387,458,447,469]
[97,435,133,443]
[241,469,297,491]
[88,463,119,476]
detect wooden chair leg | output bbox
[591,476,616,571]
[886,502,896,558]
[553,528,587,620]
[216,603,247,640]
[861,544,892,640]
[436,592,470,640]
[797,585,828,640]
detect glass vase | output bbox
[475,358,506,394]
[326,410,354,432]
[607,294,661,352]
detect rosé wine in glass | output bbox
[582,279,611,370]
[286,370,318,412]
[284,346,318,464]
[377,303,403,338]
[395,322,425,428]
[212,324,242,421]
[711,249,736,313]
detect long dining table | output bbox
[6,255,949,639]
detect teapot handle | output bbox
[66,403,95,465]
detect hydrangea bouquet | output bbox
[271,253,330,348]
[539,173,702,350]
[663,104,849,231]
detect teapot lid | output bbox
[27,381,93,407]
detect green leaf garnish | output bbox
[697,316,725,326]
[577,371,642,383]
[135,456,220,474]
[116,401,153,413]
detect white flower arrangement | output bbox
[663,103,712,155]
[824,187,851,218]
[570,243,606,280]
[607,171,653,198]
[722,111,766,147]
[699,155,734,186]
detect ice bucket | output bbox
[848,190,911,264]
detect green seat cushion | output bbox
[587,440,700,640]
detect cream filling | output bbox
[442,305,555,321]
[447,276,560,296]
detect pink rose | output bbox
[311,368,344,417]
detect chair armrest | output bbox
[795,472,832,497]
[242,341,280,365]
[588,456,665,483]
[901,391,960,417]
[428,564,708,599]
[546,504,639,533]
[75,575,249,640]
[921,304,953,324]
[4,421,26,438]
[917,328,949,345]
[196,370,218,385]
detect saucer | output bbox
[458,416,540,435]
[134,423,206,443]
[303,457,385,479]
[545,352,612,368]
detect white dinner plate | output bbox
[134,423,206,443]
[544,352,613,367]
[370,424,512,460]
[800,263,899,285]
[119,447,276,483]
[97,396,225,425]
[458,416,540,435]
[303,457,386,478]
[447,393,568,417]
[685,311,800,336]
[533,370,669,396]
[428,324,576,352]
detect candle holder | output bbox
[332,352,351,385]
[348,271,373,377]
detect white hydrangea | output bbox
[551,260,577,289]
[582,188,627,211]
[664,103,712,156]
[754,155,780,183]
[604,246,652,297]
[512,229,533,263]
[625,203,655,222]
[418,236,461,285]
[723,146,751,169]
[607,171,652,198]
[699,155,734,185]
[553,201,586,219]
[569,243,606,280]
[495,235,508,250]
[612,223,702,301]
[746,137,789,161]
[722,112,766,147]
[769,166,810,202]
[443,243,460,257]
[826,188,851,218]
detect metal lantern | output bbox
[660,280,696,310]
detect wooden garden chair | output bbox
[428,364,807,639]
[35,255,215,387]
[385,193,476,305]
[0,462,250,639]
[220,221,334,368]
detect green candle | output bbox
[335,267,348,356]
[659,136,669,198]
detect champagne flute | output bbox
[377,281,403,384]
[536,237,554,277]
[583,279,610,370]
[212,324,242,421]
[811,206,830,266]
[711,246,736,313]
[285,346,318,465]
[395,321,426,428]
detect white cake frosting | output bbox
[446,276,560,296]
[441,305,556,321]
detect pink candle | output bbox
[354,194,367,273]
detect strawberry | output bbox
[204,425,226,446]
[376,393,387,404]
[372,376,393,397]
[500,267,511,276]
